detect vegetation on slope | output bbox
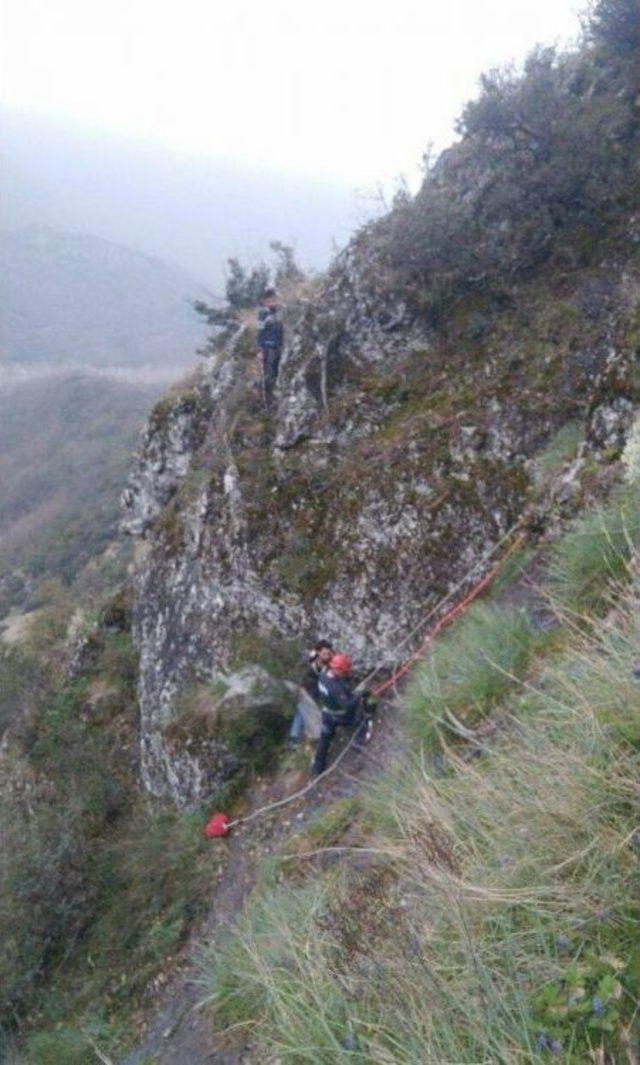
[0,374,157,613]
[0,594,213,1063]
[199,483,640,1062]
[373,0,640,328]
[3,3,639,1061]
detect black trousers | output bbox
[312,708,367,776]
[261,346,282,402]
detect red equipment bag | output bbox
[204,813,230,838]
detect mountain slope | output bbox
[0,227,209,368]
[3,2,640,1060]
[0,373,158,611]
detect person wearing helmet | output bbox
[312,651,369,776]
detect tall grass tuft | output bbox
[404,602,535,744]
[199,572,640,1062]
[549,487,640,613]
[532,421,583,484]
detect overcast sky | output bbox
[2,0,584,191]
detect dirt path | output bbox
[121,708,397,1065]
[120,542,548,1065]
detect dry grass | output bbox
[199,547,640,1062]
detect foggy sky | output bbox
[3,0,583,189]
[1,0,586,285]
[1,109,359,283]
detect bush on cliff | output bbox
[378,0,640,325]
[0,620,210,1058]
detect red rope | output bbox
[205,531,526,840]
[372,532,526,698]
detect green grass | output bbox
[22,1029,94,1065]
[198,512,640,1062]
[0,617,213,1060]
[533,421,584,484]
[404,601,535,744]
[550,486,640,613]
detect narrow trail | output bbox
[121,707,399,1065]
[121,530,532,1063]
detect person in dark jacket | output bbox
[312,652,373,776]
[288,640,334,747]
[256,288,284,404]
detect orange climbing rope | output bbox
[371,531,527,698]
[204,525,527,839]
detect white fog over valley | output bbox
[2,0,582,294]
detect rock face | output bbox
[122,230,640,806]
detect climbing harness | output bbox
[204,521,526,840]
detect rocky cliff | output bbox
[122,219,640,806]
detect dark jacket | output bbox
[302,654,324,702]
[257,307,284,351]
[317,672,360,719]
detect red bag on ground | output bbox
[204,813,230,838]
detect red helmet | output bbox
[330,652,353,676]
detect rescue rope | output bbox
[371,530,527,698]
[360,519,526,695]
[205,521,526,838]
[222,726,362,834]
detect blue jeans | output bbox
[288,704,306,743]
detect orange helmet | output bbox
[330,652,353,677]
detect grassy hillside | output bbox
[2,2,640,1061]
[0,594,213,1063]
[199,476,640,1062]
[0,373,156,612]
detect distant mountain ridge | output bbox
[0,226,210,368]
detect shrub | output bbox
[588,0,640,55]
[0,645,47,737]
[377,26,639,326]
[23,1029,93,1065]
[225,258,271,311]
[86,808,211,993]
[0,630,139,1030]
[0,786,95,1025]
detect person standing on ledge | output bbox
[312,652,375,776]
[256,287,284,405]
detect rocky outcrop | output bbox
[122,231,640,807]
